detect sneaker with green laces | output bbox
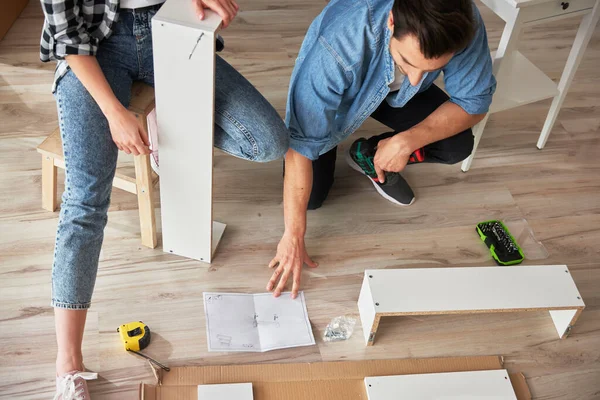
[346,137,415,206]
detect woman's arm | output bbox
[41,0,149,155]
[65,55,150,155]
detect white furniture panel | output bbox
[364,370,517,400]
[358,265,585,345]
[152,0,225,263]
[197,383,253,400]
[489,51,559,114]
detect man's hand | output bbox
[107,106,150,155]
[193,0,239,28]
[267,233,318,299]
[373,133,414,183]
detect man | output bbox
[267,0,496,297]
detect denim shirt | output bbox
[285,0,496,160]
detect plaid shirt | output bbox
[40,0,119,92]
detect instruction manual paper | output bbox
[203,292,315,352]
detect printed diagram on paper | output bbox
[203,292,315,352]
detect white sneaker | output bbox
[147,107,160,175]
[54,370,98,400]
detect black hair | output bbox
[392,0,476,59]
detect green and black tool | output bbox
[476,220,524,266]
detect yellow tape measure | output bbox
[117,321,169,371]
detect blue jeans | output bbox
[52,7,289,309]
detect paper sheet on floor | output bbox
[203,292,315,352]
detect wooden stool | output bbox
[37,82,159,248]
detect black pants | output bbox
[308,84,474,209]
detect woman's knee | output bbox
[62,181,112,218]
[253,130,290,162]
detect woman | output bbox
[40,0,289,398]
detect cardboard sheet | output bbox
[140,356,531,400]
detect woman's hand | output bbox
[193,0,239,28]
[106,106,150,155]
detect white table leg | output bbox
[462,11,524,172]
[461,114,490,172]
[537,1,600,149]
[493,10,525,69]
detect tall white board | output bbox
[152,0,225,262]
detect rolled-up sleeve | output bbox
[442,7,496,115]
[285,38,351,160]
[40,0,98,61]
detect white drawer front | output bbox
[521,0,596,23]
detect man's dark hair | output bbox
[392,0,476,59]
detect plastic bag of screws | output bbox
[323,316,357,342]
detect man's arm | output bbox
[267,149,317,298]
[373,102,485,180]
[375,6,495,180]
[268,38,350,298]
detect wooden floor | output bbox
[1,1,599,399]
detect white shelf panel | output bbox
[358,265,585,345]
[490,51,559,114]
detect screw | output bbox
[369,275,373,278]
[577,296,581,299]
[375,302,379,306]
